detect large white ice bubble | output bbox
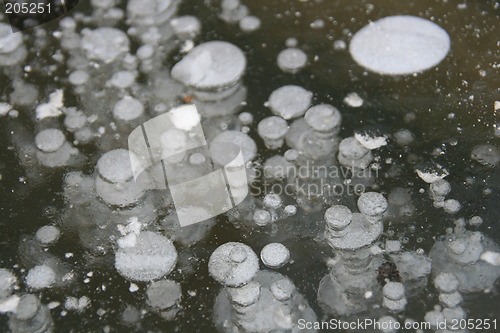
[349,15,450,75]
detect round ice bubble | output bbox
[383,282,405,300]
[15,294,40,320]
[0,268,16,298]
[285,37,298,48]
[253,209,271,226]
[471,144,500,167]
[349,15,450,75]
[257,116,288,141]
[146,279,182,310]
[260,243,290,269]
[208,242,259,287]
[270,278,295,301]
[113,96,144,122]
[171,41,246,90]
[430,179,451,197]
[25,265,56,290]
[81,27,130,64]
[97,149,134,184]
[434,272,459,293]
[0,23,23,54]
[304,104,341,133]
[115,231,178,282]
[170,15,201,40]
[284,205,297,216]
[268,85,313,120]
[277,48,307,73]
[239,16,261,33]
[238,112,253,125]
[35,129,66,153]
[358,192,388,217]
[325,205,352,230]
[69,70,89,86]
[338,137,370,160]
[227,281,261,306]
[263,194,282,210]
[210,130,257,165]
[35,225,60,246]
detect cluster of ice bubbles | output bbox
[0,0,499,332]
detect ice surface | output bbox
[35,129,65,153]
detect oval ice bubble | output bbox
[0,268,17,298]
[80,27,130,64]
[349,15,450,75]
[35,225,61,246]
[270,279,295,301]
[357,192,388,217]
[113,96,144,122]
[257,116,288,149]
[227,281,261,306]
[338,137,370,160]
[263,194,282,210]
[324,205,352,231]
[170,16,201,40]
[171,41,246,91]
[253,209,271,226]
[268,85,313,120]
[239,16,261,33]
[15,294,40,320]
[25,265,56,290]
[304,104,342,133]
[115,231,178,282]
[210,130,257,165]
[277,48,307,73]
[208,242,259,287]
[35,129,66,153]
[260,243,290,269]
[96,149,134,184]
[146,279,182,310]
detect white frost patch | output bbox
[416,168,449,184]
[35,89,64,119]
[343,92,364,107]
[355,132,388,150]
[25,265,56,290]
[0,102,12,117]
[480,251,500,266]
[117,233,137,248]
[0,295,20,313]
